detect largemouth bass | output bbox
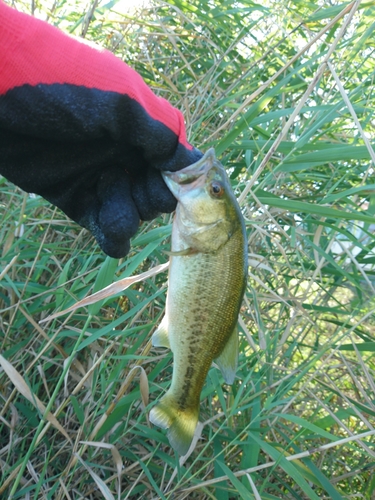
[150,148,248,455]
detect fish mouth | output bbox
[162,148,217,198]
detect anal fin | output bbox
[152,316,170,348]
[215,326,238,384]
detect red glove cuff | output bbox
[0,1,192,149]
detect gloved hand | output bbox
[0,1,202,258]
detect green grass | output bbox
[1,0,375,498]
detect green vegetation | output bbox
[1,0,375,498]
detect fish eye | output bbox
[210,181,224,197]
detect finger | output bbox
[131,167,177,221]
[91,168,140,258]
[152,146,203,172]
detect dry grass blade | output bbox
[246,474,262,500]
[101,340,153,422]
[74,453,115,500]
[126,365,149,409]
[0,254,18,280]
[0,354,72,443]
[65,340,153,475]
[80,441,123,499]
[0,465,23,497]
[39,261,169,322]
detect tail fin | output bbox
[149,392,199,456]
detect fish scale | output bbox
[168,230,245,402]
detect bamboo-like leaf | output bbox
[338,342,375,351]
[250,434,321,500]
[257,196,375,224]
[88,256,119,315]
[276,414,339,441]
[217,461,254,499]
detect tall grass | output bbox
[1,0,375,498]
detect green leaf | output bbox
[70,395,85,427]
[284,145,374,165]
[216,461,254,499]
[56,257,74,309]
[338,342,375,352]
[256,196,375,225]
[88,256,119,315]
[276,414,339,441]
[306,2,352,21]
[78,289,163,351]
[251,435,321,500]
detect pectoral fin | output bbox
[152,316,170,348]
[215,326,238,384]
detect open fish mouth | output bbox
[162,148,217,198]
[165,148,216,181]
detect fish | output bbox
[149,148,248,455]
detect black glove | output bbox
[0,2,202,258]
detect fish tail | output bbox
[149,392,199,456]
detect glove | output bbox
[0,1,202,258]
